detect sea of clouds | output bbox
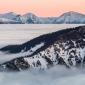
[0,66,85,85]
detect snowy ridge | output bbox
[56,11,85,24]
[0,43,44,64]
[0,12,22,24]
[0,11,85,24]
[0,26,85,71]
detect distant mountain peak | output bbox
[61,11,85,17]
[65,11,79,14]
[0,11,85,24]
[0,12,18,17]
[4,12,17,15]
[55,11,85,24]
[23,13,37,17]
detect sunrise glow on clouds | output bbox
[0,0,85,16]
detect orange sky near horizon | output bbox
[0,0,85,17]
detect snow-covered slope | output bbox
[21,13,42,24]
[0,18,16,24]
[0,26,85,71]
[0,11,85,24]
[20,11,85,24]
[0,18,21,24]
[55,11,85,24]
[0,12,18,20]
[0,12,22,23]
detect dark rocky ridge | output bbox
[0,26,85,72]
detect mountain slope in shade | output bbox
[0,11,85,24]
[0,26,85,71]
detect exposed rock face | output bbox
[0,26,85,71]
[0,58,30,72]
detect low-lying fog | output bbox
[0,24,84,45]
[0,66,85,85]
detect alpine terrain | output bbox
[0,26,85,71]
[0,11,85,24]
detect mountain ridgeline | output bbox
[0,26,85,71]
[0,11,85,24]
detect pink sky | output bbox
[0,0,85,17]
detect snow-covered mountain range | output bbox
[0,11,85,24]
[0,26,85,71]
